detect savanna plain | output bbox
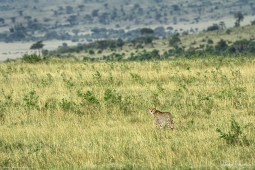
[0,57,255,169]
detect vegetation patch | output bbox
[0,57,254,169]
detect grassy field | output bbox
[0,57,255,169]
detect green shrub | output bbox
[231,39,250,53]
[127,49,161,61]
[216,117,249,146]
[59,98,77,112]
[226,29,231,34]
[207,39,213,44]
[104,89,122,104]
[215,39,228,52]
[206,24,219,31]
[22,54,41,63]
[182,31,189,35]
[77,90,100,104]
[89,49,95,55]
[169,34,181,46]
[131,36,155,45]
[23,90,39,110]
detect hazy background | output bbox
[0,0,254,60]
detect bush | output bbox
[226,29,231,34]
[89,49,95,55]
[206,24,219,31]
[216,117,249,146]
[230,39,249,53]
[215,39,228,52]
[22,54,41,63]
[182,31,189,35]
[207,39,213,44]
[127,49,161,61]
[41,49,48,56]
[131,36,155,45]
[140,28,154,35]
[250,20,255,25]
[169,34,181,46]
[77,90,99,104]
[144,36,153,44]
[104,89,121,104]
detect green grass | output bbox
[0,56,255,169]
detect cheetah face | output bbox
[149,108,156,115]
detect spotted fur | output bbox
[149,107,174,130]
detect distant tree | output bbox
[173,16,177,24]
[92,9,99,17]
[52,10,58,16]
[0,18,4,24]
[137,7,144,15]
[166,26,173,31]
[140,28,154,36]
[198,8,202,15]
[155,13,162,20]
[66,6,73,14]
[99,12,109,24]
[104,3,108,9]
[232,39,249,53]
[207,39,214,44]
[19,10,23,16]
[30,41,44,56]
[215,39,228,52]
[169,34,181,46]
[182,31,189,35]
[72,29,80,36]
[9,28,14,33]
[226,29,232,34]
[133,4,140,9]
[43,18,51,22]
[155,0,163,3]
[78,5,85,11]
[249,2,254,9]
[13,23,26,32]
[11,17,16,23]
[143,36,153,44]
[219,21,226,30]
[24,16,32,21]
[96,40,109,50]
[250,20,255,25]
[234,12,244,27]
[172,4,180,11]
[58,6,64,11]
[207,24,219,31]
[116,38,125,49]
[66,15,77,26]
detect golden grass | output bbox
[0,57,255,169]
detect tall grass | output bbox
[0,57,254,169]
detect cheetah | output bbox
[149,107,174,130]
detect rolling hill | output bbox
[0,0,254,43]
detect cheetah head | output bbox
[149,107,156,115]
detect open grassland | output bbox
[0,57,255,169]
